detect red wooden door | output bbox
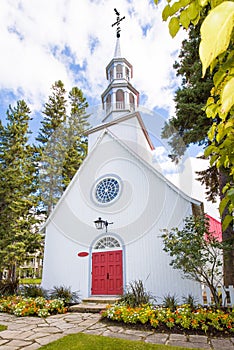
[92,250,123,295]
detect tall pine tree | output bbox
[37,81,89,216]
[161,23,234,286]
[62,87,89,188]
[37,80,67,216]
[0,100,41,282]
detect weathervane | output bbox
[112,8,125,38]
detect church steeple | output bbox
[101,10,139,123]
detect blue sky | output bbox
[0,0,220,219]
[0,0,185,129]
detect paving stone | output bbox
[189,335,208,343]
[211,338,234,349]
[0,330,26,339]
[6,339,33,347]
[35,334,64,346]
[0,339,10,346]
[63,326,86,335]
[82,329,104,335]
[7,324,35,331]
[35,326,61,333]
[106,325,124,333]
[22,344,41,350]
[169,333,188,341]
[25,332,50,340]
[102,330,142,341]
[124,329,153,338]
[88,322,107,330]
[145,333,169,344]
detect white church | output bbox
[41,34,203,303]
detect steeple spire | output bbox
[100,9,139,123]
[114,38,121,58]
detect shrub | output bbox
[0,296,67,317]
[119,280,154,307]
[162,294,178,311]
[19,284,48,298]
[182,294,199,310]
[0,280,19,296]
[101,303,234,334]
[49,285,80,305]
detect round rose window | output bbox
[95,177,120,203]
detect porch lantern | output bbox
[94,217,113,232]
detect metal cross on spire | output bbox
[112,8,125,38]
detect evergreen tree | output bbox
[62,87,89,188]
[161,23,234,286]
[0,100,41,282]
[37,80,67,216]
[37,81,90,216]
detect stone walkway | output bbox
[0,312,233,349]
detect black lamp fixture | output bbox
[94,217,113,232]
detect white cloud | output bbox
[165,156,220,221]
[0,0,186,117]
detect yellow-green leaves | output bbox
[199,1,234,77]
[169,17,180,37]
[221,77,234,114]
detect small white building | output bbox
[42,38,202,303]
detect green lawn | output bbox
[0,324,7,331]
[19,278,42,284]
[39,333,202,350]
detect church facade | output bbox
[42,38,202,303]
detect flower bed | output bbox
[0,296,67,317]
[101,303,234,335]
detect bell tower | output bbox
[101,10,139,123]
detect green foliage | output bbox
[102,303,234,334]
[62,87,89,188]
[162,294,178,311]
[19,284,48,298]
[37,80,68,215]
[158,0,234,285]
[157,0,234,239]
[162,215,226,305]
[182,294,199,309]
[0,280,19,296]
[0,296,66,317]
[0,324,7,331]
[0,100,42,282]
[37,81,89,216]
[49,285,80,305]
[119,280,154,307]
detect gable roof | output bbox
[42,127,202,230]
[85,111,154,150]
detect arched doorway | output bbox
[91,236,123,295]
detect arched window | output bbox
[116,64,123,79]
[109,68,114,81]
[116,89,124,110]
[106,94,111,114]
[94,236,121,250]
[125,67,130,81]
[129,93,135,111]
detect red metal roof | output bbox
[205,214,222,242]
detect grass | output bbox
[19,278,42,284]
[39,333,202,350]
[0,324,7,331]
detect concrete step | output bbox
[68,296,121,313]
[69,303,108,313]
[82,296,120,304]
